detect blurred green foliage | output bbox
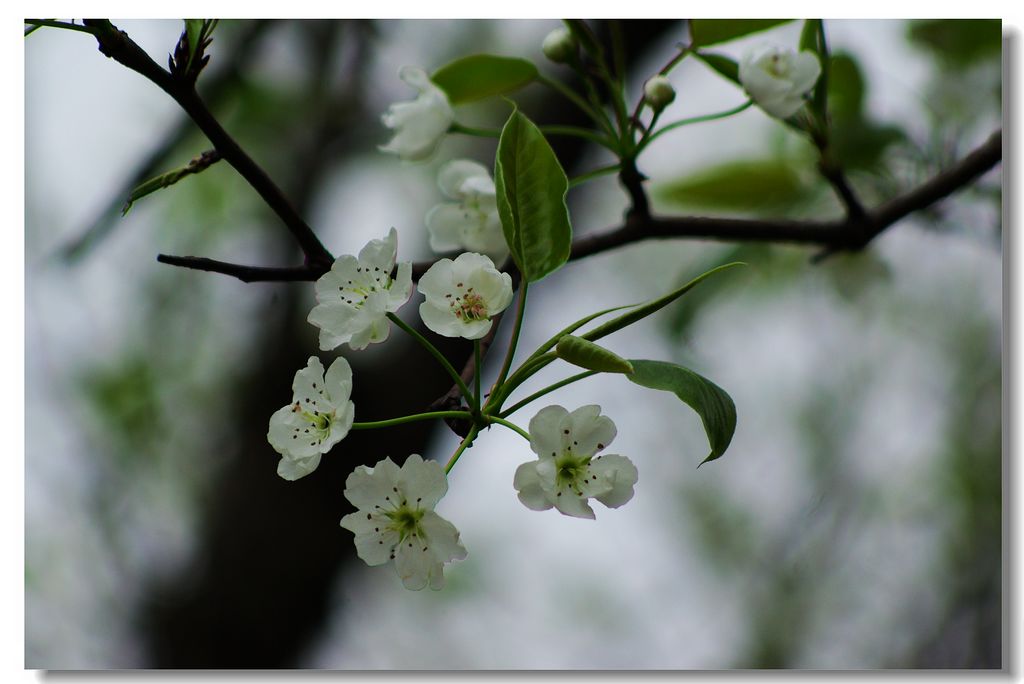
[907,19,1001,70]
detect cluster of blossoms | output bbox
[268,27,795,591]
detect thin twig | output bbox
[82,19,334,269]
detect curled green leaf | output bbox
[122,149,221,216]
[555,335,634,374]
[626,359,737,466]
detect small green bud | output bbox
[542,27,577,64]
[643,75,676,110]
[556,335,634,374]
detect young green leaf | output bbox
[694,52,741,85]
[654,159,817,213]
[431,55,538,105]
[184,19,205,55]
[556,336,634,374]
[494,109,572,283]
[122,150,221,215]
[690,19,793,48]
[582,262,744,343]
[626,360,737,465]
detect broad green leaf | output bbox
[627,359,737,465]
[695,51,740,85]
[690,19,793,48]
[494,109,572,283]
[556,336,634,374]
[907,19,1001,69]
[583,263,743,343]
[654,159,816,213]
[431,55,538,105]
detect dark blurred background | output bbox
[24,19,1001,668]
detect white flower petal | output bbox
[277,453,321,481]
[529,405,570,458]
[437,159,492,199]
[357,227,398,269]
[420,511,469,562]
[426,203,474,253]
[394,535,435,590]
[388,262,413,312]
[740,45,820,120]
[552,484,596,519]
[417,257,455,304]
[419,300,463,338]
[513,461,554,511]
[343,458,400,510]
[379,67,453,162]
[323,356,353,405]
[567,405,617,457]
[591,454,638,509]
[397,454,448,508]
[267,406,320,459]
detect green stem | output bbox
[25,19,98,35]
[487,416,532,442]
[450,122,502,138]
[388,312,474,405]
[569,164,621,188]
[445,425,479,474]
[658,45,692,75]
[539,125,617,150]
[473,339,482,413]
[638,100,754,153]
[538,73,618,143]
[500,370,599,418]
[351,411,473,430]
[490,351,558,411]
[488,282,529,411]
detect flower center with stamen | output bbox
[385,504,426,541]
[451,292,489,321]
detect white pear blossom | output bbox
[308,228,413,351]
[379,66,454,162]
[268,356,355,481]
[514,405,638,519]
[739,45,821,119]
[340,454,467,591]
[417,252,514,340]
[425,159,509,264]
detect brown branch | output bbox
[157,129,1000,284]
[82,19,334,269]
[155,255,321,283]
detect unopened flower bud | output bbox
[542,27,577,64]
[643,75,676,110]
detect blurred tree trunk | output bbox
[139,19,680,667]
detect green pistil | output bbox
[555,454,590,490]
[386,505,426,541]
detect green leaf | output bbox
[556,336,634,374]
[695,51,740,85]
[907,19,1001,69]
[184,19,205,55]
[122,150,221,215]
[583,263,743,343]
[690,19,793,48]
[494,109,572,283]
[654,159,816,214]
[825,53,905,170]
[431,55,538,105]
[627,360,737,465]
